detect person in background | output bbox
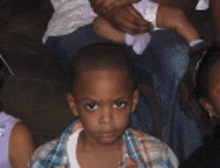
[0,55,36,168]
[84,0,201,54]
[89,0,219,40]
[28,43,179,168]
[179,42,220,167]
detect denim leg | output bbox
[46,36,72,75]
[125,29,202,160]
[128,94,155,134]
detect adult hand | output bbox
[90,0,138,14]
[89,0,153,34]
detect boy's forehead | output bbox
[82,68,127,72]
[78,63,129,71]
[74,69,133,89]
[79,69,129,81]
[78,68,129,77]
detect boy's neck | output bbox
[77,131,124,168]
[78,130,124,153]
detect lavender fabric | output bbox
[0,112,20,168]
[124,0,158,54]
[125,33,151,55]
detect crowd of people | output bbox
[1,0,220,167]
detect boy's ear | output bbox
[66,93,79,116]
[200,98,216,117]
[131,89,139,113]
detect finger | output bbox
[104,5,150,29]
[89,0,102,8]
[95,0,136,14]
[124,5,149,26]
[113,15,153,34]
[92,0,140,14]
[93,0,116,13]
[119,25,152,34]
[119,6,154,30]
[94,3,107,14]
[97,5,153,34]
[105,0,139,11]
[120,23,153,34]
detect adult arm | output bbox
[211,0,220,40]
[157,5,200,43]
[90,0,138,12]
[89,0,153,34]
[156,0,220,41]
[154,0,199,16]
[9,122,36,168]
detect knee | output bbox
[159,36,190,79]
[171,42,190,78]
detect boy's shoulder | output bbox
[28,120,81,168]
[27,137,63,167]
[126,128,165,146]
[32,137,59,157]
[126,128,169,149]
[125,128,179,167]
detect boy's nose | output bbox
[100,107,113,124]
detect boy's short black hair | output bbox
[70,43,137,90]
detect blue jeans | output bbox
[46,25,202,160]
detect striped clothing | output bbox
[28,120,178,168]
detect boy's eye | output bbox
[113,101,127,109]
[86,103,98,111]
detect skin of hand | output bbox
[156,0,219,41]
[154,0,199,16]
[156,5,200,42]
[89,0,139,13]
[9,122,36,168]
[211,0,220,40]
[89,0,153,34]
[92,16,126,44]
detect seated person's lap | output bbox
[46,25,190,81]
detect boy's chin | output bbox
[97,133,123,146]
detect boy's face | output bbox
[67,69,138,145]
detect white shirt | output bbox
[196,0,209,10]
[43,0,92,43]
[67,128,83,168]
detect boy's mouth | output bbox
[99,131,115,138]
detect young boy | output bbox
[28,43,178,168]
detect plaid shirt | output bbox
[28,120,178,168]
